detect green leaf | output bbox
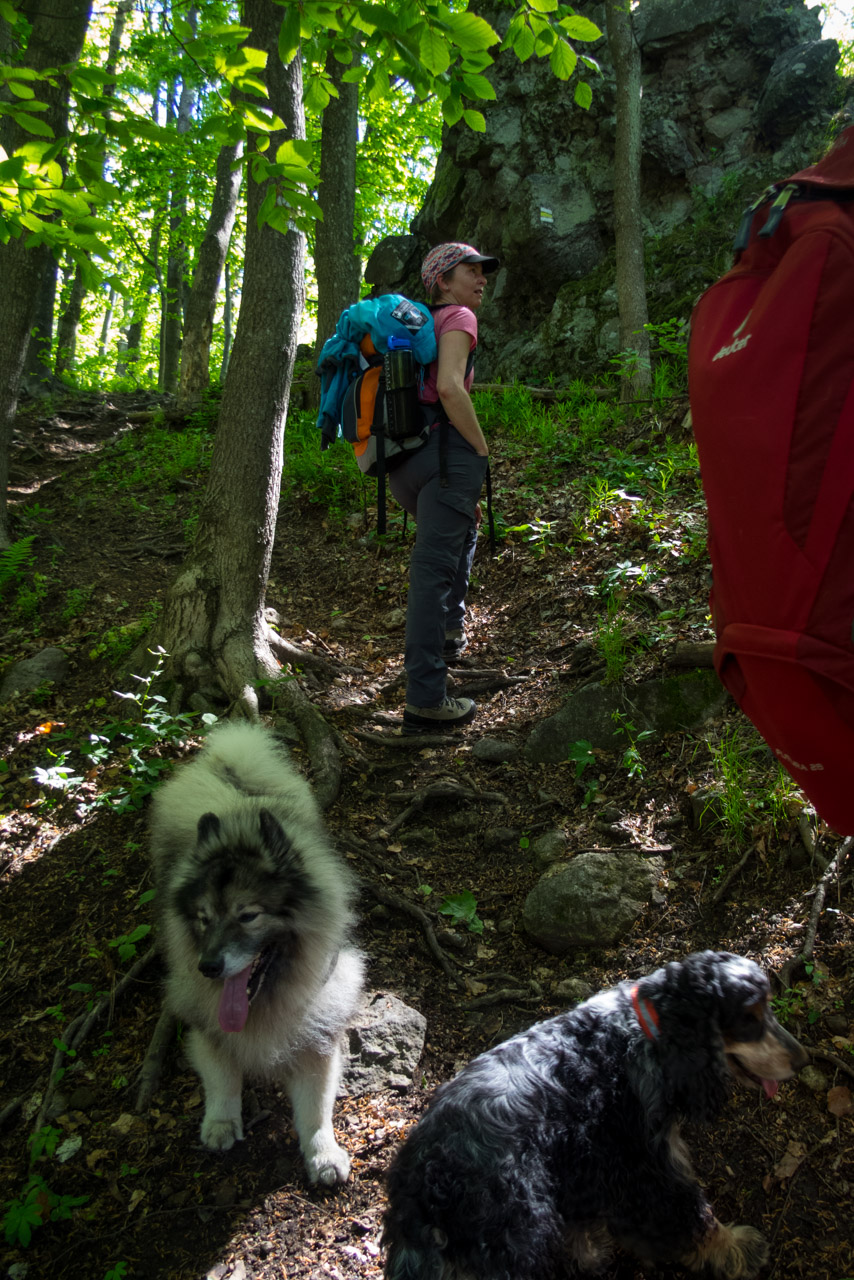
[526,0,558,10]
[304,76,331,113]
[11,113,54,138]
[558,15,602,42]
[460,72,496,101]
[462,108,485,132]
[443,11,499,52]
[549,37,577,80]
[7,80,34,100]
[419,25,451,76]
[508,20,535,61]
[574,79,593,110]
[441,95,464,127]
[534,26,556,55]
[278,3,301,66]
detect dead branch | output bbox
[666,641,716,669]
[806,1046,854,1082]
[778,836,853,989]
[33,946,157,1135]
[711,844,757,906]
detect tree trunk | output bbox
[99,285,116,360]
[122,220,162,377]
[220,258,234,381]
[0,0,92,548]
[55,262,87,376]
[308,44,361,410]
[53,0,133,380]
[161,40,196,396]
[177,137,244,410]
[22,261,58,389]
[605,0,651,405]
[158,0,306,715]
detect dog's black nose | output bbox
[199,957,224,979]
[777,1022,809,1070]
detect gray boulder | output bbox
[344,990,427,1096]
[523,852,664,954]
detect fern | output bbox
[0,534,36,594]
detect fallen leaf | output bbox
[827,1085,853,1117]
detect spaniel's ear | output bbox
[654,1024,731,1123]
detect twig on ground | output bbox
[711,844,756,906]
[34,946,157,1135]
[778,836,853,989]
[135,1007,177,1113]
[806,1046,854,1082]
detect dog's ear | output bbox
[259,808,295,863]
[197,812,221,845]
[639,957,734,1123]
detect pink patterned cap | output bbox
[421,242,499,293]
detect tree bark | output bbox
[0,0,93,548]
[158,0,306,716]
[161,29,197,395]
[604,0,651,405]
[177,137,244,410]
[308,43,361,410]
[53,0,133,379]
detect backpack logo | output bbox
[712,311,752,361]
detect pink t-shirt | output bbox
[420,305,478,404]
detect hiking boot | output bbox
[402,695,476,734]
[443,629,468,660]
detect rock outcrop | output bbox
[365,0,845,382]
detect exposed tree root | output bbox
[384,779,508,836]
[346,834,466,992]
[135,1007,177,1114]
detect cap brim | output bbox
[463,254,499,273]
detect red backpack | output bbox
[688,126,854,835]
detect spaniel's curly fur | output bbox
[382,951,807,1280]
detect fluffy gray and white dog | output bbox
[149,721,365,1185]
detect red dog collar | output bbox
[630,984,660,1040]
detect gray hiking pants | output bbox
[388,427,488,707]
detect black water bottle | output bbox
[383,334,419,439]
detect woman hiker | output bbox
[390,241,499,734]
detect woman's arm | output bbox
[435,327,489,457]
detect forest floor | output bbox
[1,388,853,1280]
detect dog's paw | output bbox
[729,1225,769,1279]
[304,1137,351,1186]
[201,1116,243,1151]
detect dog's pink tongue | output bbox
[762,1078,779,1100]
[218,963,253,1033]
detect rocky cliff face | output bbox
[365,0,845,383]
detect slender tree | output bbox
[0,0,93,548]
[158,0,307,715]
[309,41,361,409]
[177,135,244,409]
[604,0,651,403]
